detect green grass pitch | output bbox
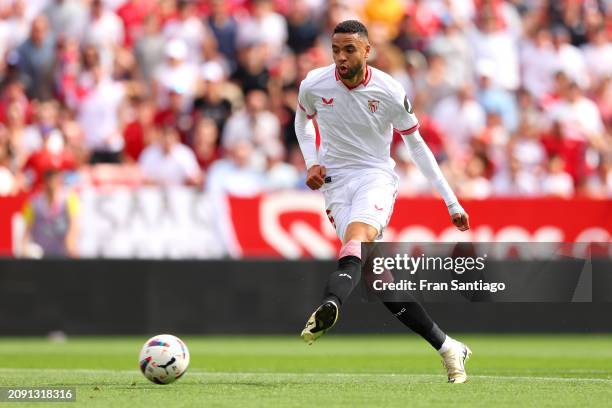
[1,335,611,407]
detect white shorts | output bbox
[321,168,399,241]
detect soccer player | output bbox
[295,20,472,383]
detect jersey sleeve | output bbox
[297,79,316,118]
[389,87,419,136]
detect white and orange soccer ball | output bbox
[139,334,190,384]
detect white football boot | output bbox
[440,341,472,383]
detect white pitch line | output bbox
[0,368,610,384]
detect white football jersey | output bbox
[298,64,419,174]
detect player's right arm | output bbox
[295,80,326,190]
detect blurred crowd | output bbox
[0,0,611,200]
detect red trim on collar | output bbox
[335,65,372,90]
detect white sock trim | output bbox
[437,336,456,354]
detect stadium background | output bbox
[0,3,611,407]
[0,0,610,337]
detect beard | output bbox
[338,63,364,80]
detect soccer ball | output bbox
[139,334,190,384]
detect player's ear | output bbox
[364,42,371,59]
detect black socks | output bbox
[323,255,362,306]
[382,300,447,350]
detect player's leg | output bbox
[302,170,396,344]
[301,221,377,345]
[380,296,471,383]
[362,245,472,382]
[323,222,377,305]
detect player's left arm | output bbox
[390,89,469,231]
[402,131,469,231]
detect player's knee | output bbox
[343,222,378,243]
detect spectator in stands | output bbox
[21,100,61,159]
[21,168,80,257]
[510,117,546,174]
[1,0,30,57]
[540,119,586,185]
[550,26,589,90]
[427,19,473,89]
[17,15,55,100]
[0,133,23,195]
[492,156,541,197]
[0,79,32,126]
[206,138,266,197]
[584,156,612,198]
[515,87,541,130]
[542,155,575,198]
[475,110,510,172]
[459,154,493,199]
[222,89,281,169]
[520,27,558,99]
[22,127,77,191]
[163,0,213,64]
[236,0,287,61]
[371,43,412,95]
[134,14,166,83]
[404,93,448,162]
[83,0,124,72]
[192,117,220,171]
[192,61,232,134]
[476,59,518,132]
[286,0,319,54]
[432,82,486,155]
[231,37,270,94]
[122,97,156,162]
[58,113,87,168]
[469,10,519,91]
[4,101,28,167]
[581,27,612,84]
[591,76,611,130]
[412,52,456,112]
[154,86,193,143]
[287,144,307,189]
[264,142,299,191]
[117,0,157,48]
[76,64,126,163]
[138,125,201,186]
[153,38,199,110]
[44,0,88,41]
[206,0,238,72]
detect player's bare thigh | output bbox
[343,222,378,244]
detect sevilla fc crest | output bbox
[368,99,379,113]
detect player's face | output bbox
[331,33,370,80]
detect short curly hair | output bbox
[333,20,368,39]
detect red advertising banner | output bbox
[227,193,612,258]
[1,191,611,258]
[0,194,27,256]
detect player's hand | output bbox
[306,165,326,190]
[451,212,470,231]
